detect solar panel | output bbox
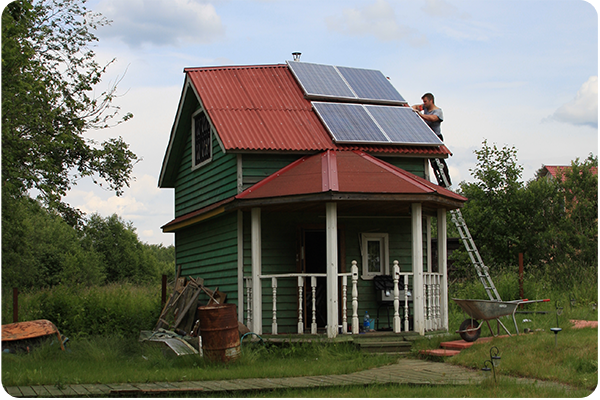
[287,61,406,105]
[366,105,443,146]
[336,66,406,103]
[313,102,389,143]
[287,61,355,99]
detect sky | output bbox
[57,0,598,246]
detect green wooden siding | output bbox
[175,211,239,306]
[174,125,238,217]
[378,156,426,178]
[241,153,302,191]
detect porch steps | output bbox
[353,334,413,355]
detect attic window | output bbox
[192,111,212,169]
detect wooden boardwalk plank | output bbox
[42,385,64,397]
[191,381,228,391]
[4,387,23,397]
[18,387,37,397]
[30,386,51,397]
[80,383,112,395]
[69,384,92,396]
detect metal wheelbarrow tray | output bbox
[452,298,549,342]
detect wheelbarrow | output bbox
[452,298,550,342]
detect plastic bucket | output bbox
[197,303,240,362]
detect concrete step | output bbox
[419,349,461,357]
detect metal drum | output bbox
[197,303,240,362]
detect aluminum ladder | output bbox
[431,158,501,301]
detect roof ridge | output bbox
[184,64,287,72]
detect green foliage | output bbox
[2,197,105,289]
[83,213,161,283]
[2,197,175,290]
[2,283,161,338]
[452,141,597,289]
[2,0,136,221]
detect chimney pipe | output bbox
[292,52,301,61]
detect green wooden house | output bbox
[158,61,466,338]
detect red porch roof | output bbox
[236,150,466,202]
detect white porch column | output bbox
[251,208,262,334]
[437,208,449,331]
[326,202,339,339]
[412,203,425,335]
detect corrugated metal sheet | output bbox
[236,150,466,201]
[185,64,451,157]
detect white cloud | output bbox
[550,76,598,128]
[421,0,470,19]
[326,0,427,45]
[97,0,225,48]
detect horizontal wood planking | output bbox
[176,212,239,304]
[175,133,238,217]
[378,156,426,178]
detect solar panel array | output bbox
[287,60,442,147]
[313,102,443,146]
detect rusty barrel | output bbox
[197,303,240,362]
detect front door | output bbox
[303,230,327,330]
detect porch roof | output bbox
[162,151,467,232]
[236,150,466,202]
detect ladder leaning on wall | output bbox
[431,158,502,302]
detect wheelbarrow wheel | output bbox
[459,318,481,342]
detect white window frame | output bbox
[191,109,213,170]
[361,233,389,280]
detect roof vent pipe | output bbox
[292,52,301,61]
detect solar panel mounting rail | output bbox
[432,158,501,302]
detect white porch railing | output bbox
[243,260,441,335]
[424,272,443,332]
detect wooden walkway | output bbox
[4,358,484,397]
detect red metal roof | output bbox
[185,64,451,157]
[541,165,598,181]
[236,150,466,202]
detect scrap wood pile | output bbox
[154,274,227,336]
[141,269,250,357]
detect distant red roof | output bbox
[541,165,598,181]
[236,150,466,202]
[185,64,451,157]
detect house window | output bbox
[361,233,389,279]
[192,111,212,169]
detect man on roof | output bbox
[412,93,444,140]
[412,93,451,187]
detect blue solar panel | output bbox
[287,61,355,99]
[313,102,389,143]
[366,106,443,146]
[337,66,406,103]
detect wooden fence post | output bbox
[13,288,18,323]
[162,274,168,307]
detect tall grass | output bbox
[2,283,161,338]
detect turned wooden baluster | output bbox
[297,276,304,334]
[393,260,401,333]
[311,276,317,334]
[351,260,359,334]
[271,277,277,335]
[342,275,348,334]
